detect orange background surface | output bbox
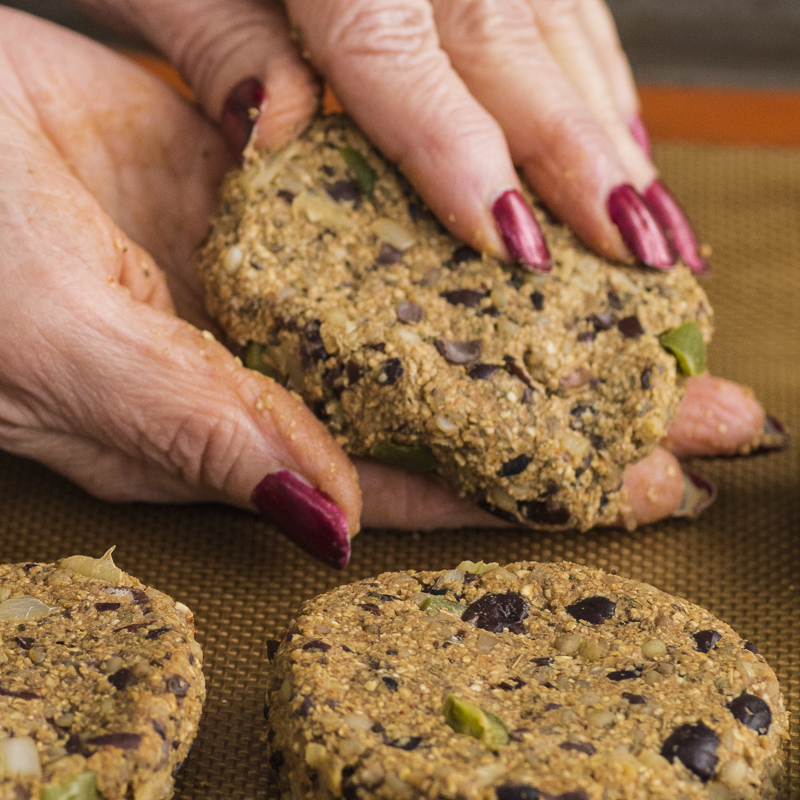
[124,51,800,148]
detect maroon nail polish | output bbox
[643,179,710,275]
[629,114,652,158]
[251,470,350,569]
[491,190,551,272]
[674,472,716,518]
[750,414,791,455]
[221,77,265,156]
[607,184,675,269]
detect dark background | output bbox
[3,0,800,88]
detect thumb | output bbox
[11,284,360,569]
[72,0,319,152]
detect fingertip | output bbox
[622,447,686,525]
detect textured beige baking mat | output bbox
[0,141,797,798]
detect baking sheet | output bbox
[0,139,797,798]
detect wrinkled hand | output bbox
[72,0,706,272]
[0,10,774,571]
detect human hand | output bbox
[71,0,706,273]
[0,10,780,573]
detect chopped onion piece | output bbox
[60,547,130,586]
[245,142,300,191]
[293,191,355,230]
[0,737,41,777]
[0,595,59,620]
[370,218,416,251]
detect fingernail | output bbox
[491,190,552,272]
[643,179,710,275]
[251,470,351,569]
[746,414,791,455]
[221,77,265,156]
[629,114,652,158]
[673,472,716,518]
[607,184,675,269]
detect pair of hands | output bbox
[0,2,771,552]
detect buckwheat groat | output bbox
[198,114,714,530]
[266,561,787,800]
[0,550,204,800]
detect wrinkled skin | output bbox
[0,8,769,541]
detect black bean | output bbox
[607,668,641,681]
[166,675,190,696]
[86,733,142,750]
[302,319,328,363]
[503,354,534,387]
[533,657,554,667]
[641,365,653,390]
[566,596,616,625]
[468,363,501,380]
[435,338,482,365]
[108,669,138,690]
[346,360,363,385]
[396,301,424,324]
[553,792,590,800]
[728,692,772,734]
[451,244,481,263]
[661,722,719,782]
[388,735,422,751]
[14,637,34,650]
[302,640,332,653]
[559,741,596,755]
[743,641,759,654]
[607,290,623,310]
[508,622,526,634]
[358,603,382,616]
[380,595,401,603]
[590,311,616,331]
[462,592,528,633]
[298,696,314,718]
[618,315,644,339]
[693,630,721,653]
[277,189,295,204]
[496,786,540,800]
[531,291,545,311]
[366,342,386,352]
[480,305,501,317]
[497,455,532,477]
[441,289,486,308]
[622,692,647,704]
[94,603,121,612]
[377,358,404,385]
[590,434,606,451]
[325,179,361,203]
[382,676,399,692]
[145,627,170,640]
[376,242,403,265]
[496,677,526,691]
[371,721,385,733]
[518,499,571,526]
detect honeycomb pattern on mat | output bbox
[0,140,796,798]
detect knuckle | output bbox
[322,0,438,66]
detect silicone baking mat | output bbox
[0,139,797,798]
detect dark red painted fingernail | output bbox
[643,179,710,275]
[752,415,791,454]
[674,472,716,518]
[252,470,350,569]
[629,114,652,158]
[607,184,675,269]
[492,190,551,272]
[221,77,265,156]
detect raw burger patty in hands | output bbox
[198,114,713,530]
